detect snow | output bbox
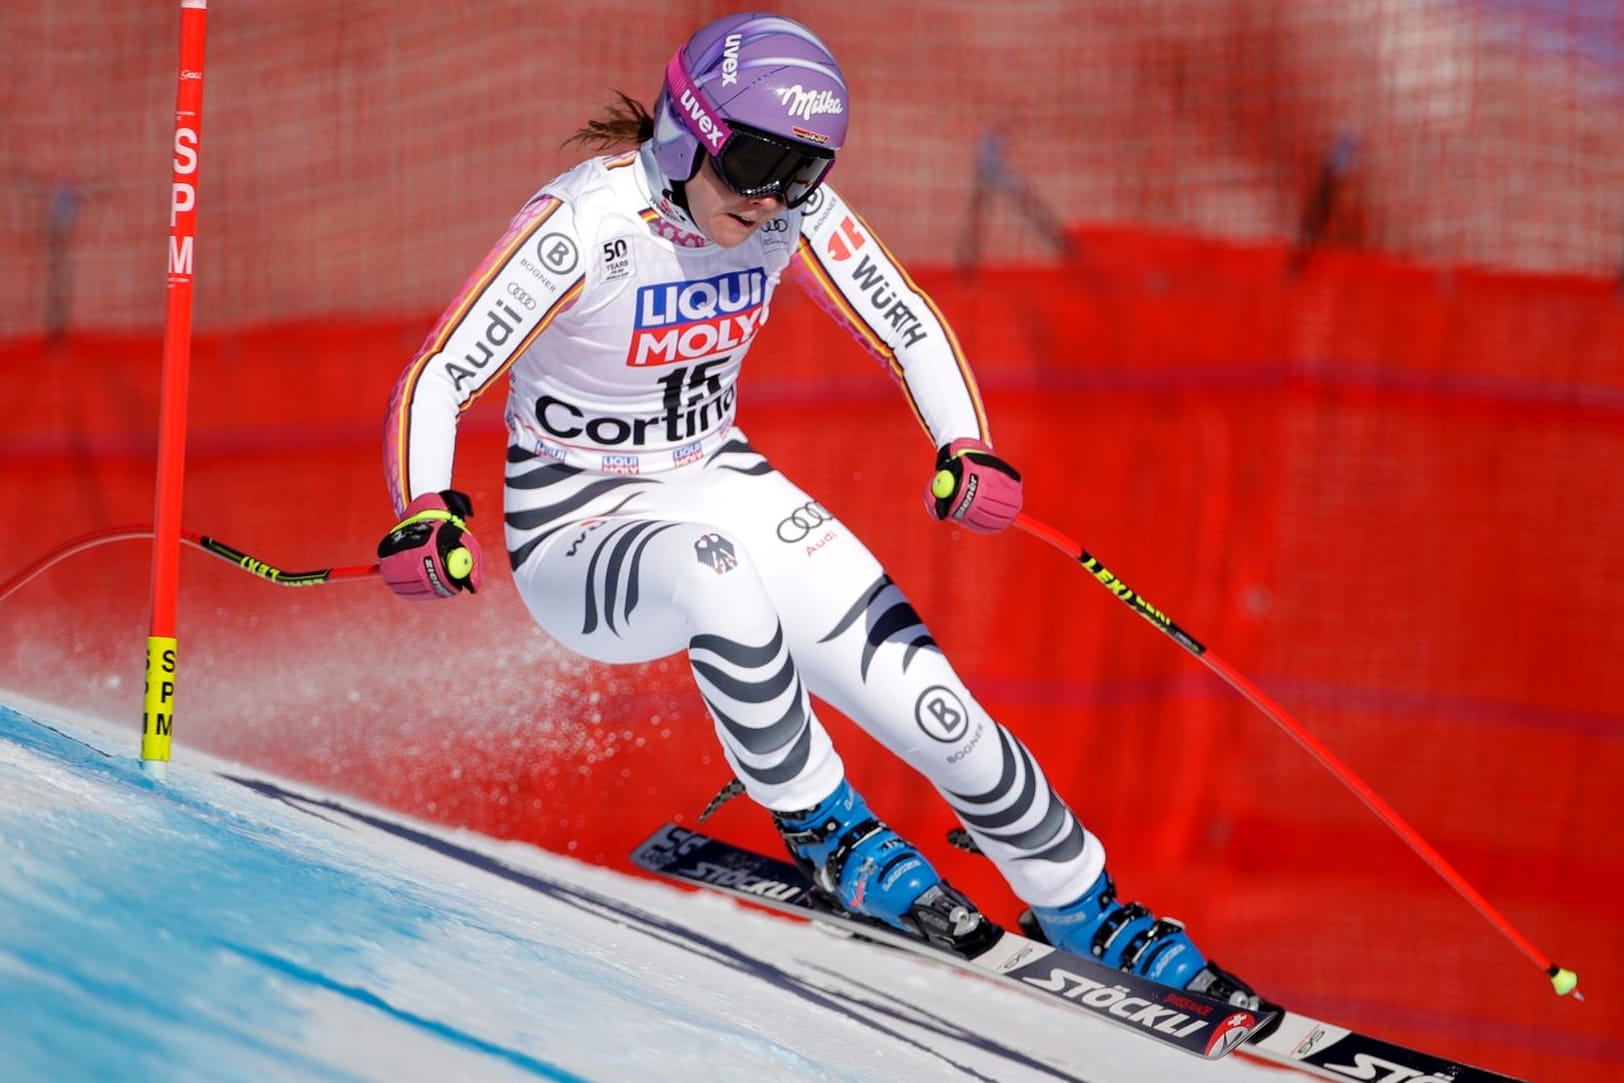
[0,694,1289,1083]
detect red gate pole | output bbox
[142,0,209,779]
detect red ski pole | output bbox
[1013,511,1580,999]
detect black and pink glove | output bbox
[924,438,1024,535]
[377,489,483,601]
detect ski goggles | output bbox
[665,52,837,208]
[709,123,836,207]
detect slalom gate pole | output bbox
[1012,511,1580,999]
[141,0,209,779]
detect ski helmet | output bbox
[652,12,847,208]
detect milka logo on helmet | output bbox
[628,269,767,366]
[775,85,844,120]
[720,34,742,86]
[678,87,729,150]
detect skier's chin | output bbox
[704,211,759,248]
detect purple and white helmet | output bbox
[652,12,847,208]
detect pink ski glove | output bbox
[377,489,483,601]
[924,438,1023,534]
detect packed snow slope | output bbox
[1,696,1298,1083]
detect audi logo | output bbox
[776,501,834,543]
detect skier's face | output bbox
[687,157,785,249]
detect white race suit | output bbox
[384,144,1105,907]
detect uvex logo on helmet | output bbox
[678,87,729,150]
[720,33,742,86]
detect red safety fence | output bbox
[2,3,1621,1081]
[3,232,1620,1081]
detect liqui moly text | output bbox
[627,269,767,366]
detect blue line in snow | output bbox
[216,943,599,1082]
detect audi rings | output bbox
[776,501,834,543]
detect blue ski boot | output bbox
[773,779,992,951]
[1024,868,1266,1011]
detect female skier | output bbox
[377,11,1261,1008]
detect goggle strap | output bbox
[665,52,734,154]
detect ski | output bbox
[1243,1010,1529,1083]
[631,822,1270,1060]
[936,833,1533,1083]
